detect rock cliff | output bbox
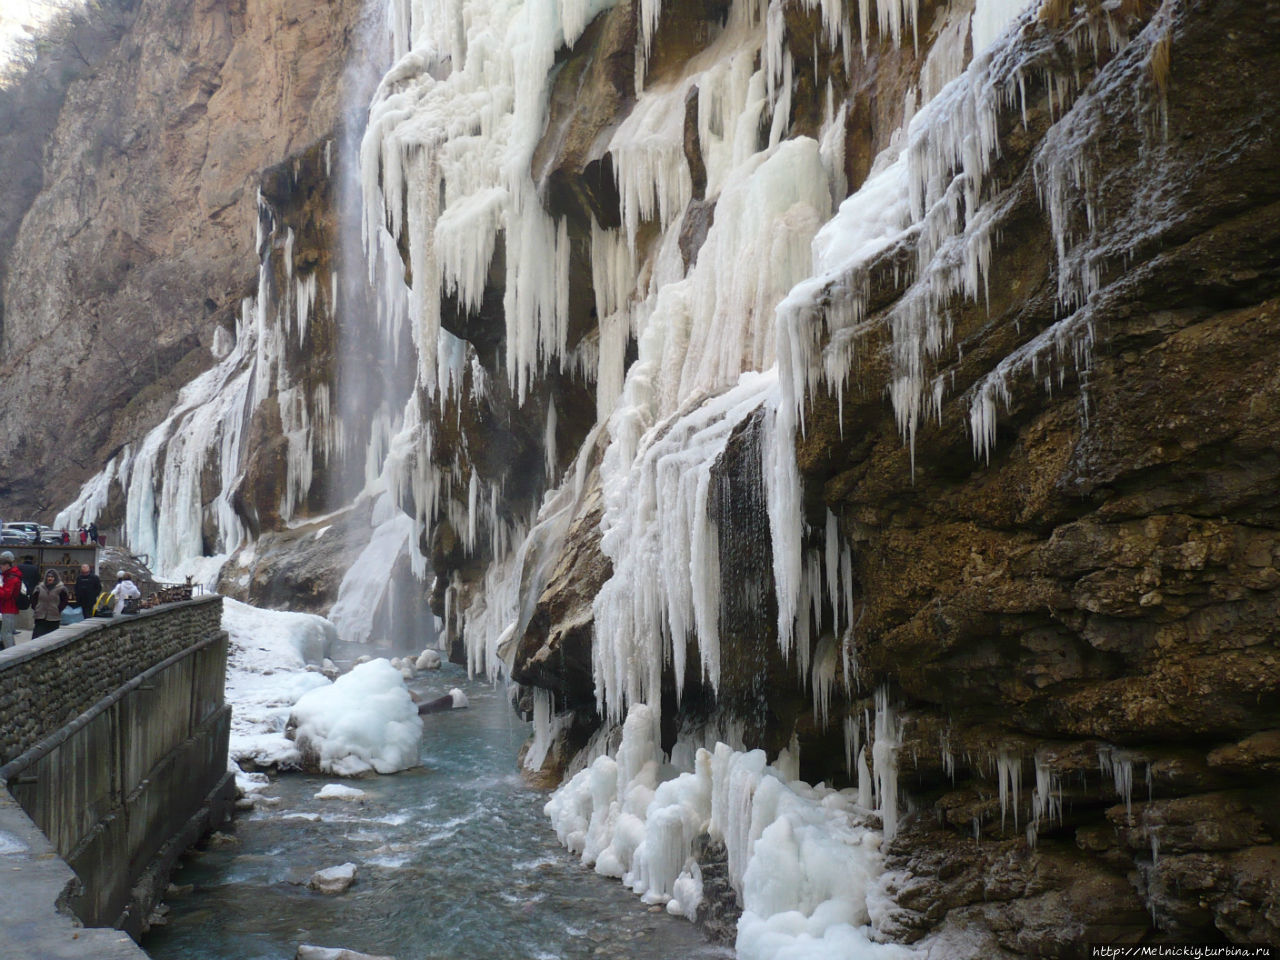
[487,0,1280,950]
[0,0,367,519]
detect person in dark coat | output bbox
[31,570,70,639]
[17,555,38,594]
[88,522,99,545]
[74,564,102,616]
[16,555,39,632]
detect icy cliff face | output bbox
[359,0,1280,950]
[27,0,434,636]
[0,0,370,518]
[16,0,1280,950]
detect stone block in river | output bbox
[295,946,395,960]
[307,862,357,895]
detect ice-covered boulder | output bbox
[415,648,442,671]
[315,783,366,801]
[289,659,423,776]
[222,599,340,783]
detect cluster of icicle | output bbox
[362,0,1180,708]
[355,0,1040,952]
[355,0,1182,949]
[546,701,918,959]
[56,196,343,582]
[50,0,1180,949]
[935,739,1150,851]
[361,0,919,702]
[776,0,1174,471]
[362,0,1154,724]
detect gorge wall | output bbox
[1,0,432,635]
[2,0,1278,954]
[0,0,368,521]
[368,0,1280,950]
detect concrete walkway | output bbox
[0,791,147,959]
[3,620,146,957]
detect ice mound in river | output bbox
[545,704,915,959]
[289,658,424,776]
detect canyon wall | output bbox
[0,0,365,519]
[3,0,1278,952]
[401,0,1280,950]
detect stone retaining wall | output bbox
[0,597,234,949]
[0,596,224,763]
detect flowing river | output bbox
[143,657,732,960]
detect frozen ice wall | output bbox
[56,0,407,599]
[355,0,1181,948]
[361,0,875,693]
[546,702,917,958]
[358,0,1086,715]
[328,491,427,644]
[54,0,1176,945]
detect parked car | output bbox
[1,523,37,545]
[38,526,60,544]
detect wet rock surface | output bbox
[307,862,358,895]
[807,1,1279,949]
[219,500,374,616]
[296,947,396,960]
[691,835,738,945]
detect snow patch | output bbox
[290,659,423,776]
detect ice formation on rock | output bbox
[290,658,424,777]
[354,0,1166,944]
[316,783,368,801]
[328,492,427,644]
[221,598,339,780]
[51,0,1182,947]
[57,0,1147,685]
[546,702,916,958]
[56,196,347,582]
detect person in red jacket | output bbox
[0,551,21,649]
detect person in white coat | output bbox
[109,570,141,613]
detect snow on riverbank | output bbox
[224,599,336,776]
[222,599,420,783]
[546,704,915,960]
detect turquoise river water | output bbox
[143,660,732,960]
